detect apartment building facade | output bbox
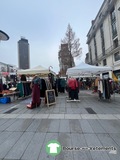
[86,0,120,79]
[0,62,17,83]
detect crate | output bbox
[0,97,11,104]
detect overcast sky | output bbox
[0,0,104,73]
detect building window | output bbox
[114,52,120,61]
[89,46,92,64]
[103,59,107,66]
[110,7,117,39]
[111,7,116,22]
[94,36,98,60]
[111,22,117,38]
[100,24,105,55]
[99,13,102,19]
[113,38,118,48]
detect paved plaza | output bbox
[0,90,120,160]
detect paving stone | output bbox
[80,120,94,133]
[15,107,28,114]
[59,107,66,113]
[59,120,70,133]
[97,134,120,160]
[17,114,34,119]
[101,107,119,114]
[88,120,107,133]
[94,106,115,114]
[6,119,33,131]
[81,114,98,119]
[84,134,111,160]
[113,108,120,114]
[113,114,120,119]
[69,119,82,133]
[0,131,12,145]
[71,133,93,160]
[71,108,82,114]
[66,107,74,114]
[0,119,16,131]
[5,132,34,160]
[47,119,60,133]
[0,114,6,118]
[65,114,81,119]
[44,107,54,114]
[48,114,64,119]
[109,133,120,147]
[0,132,23,159]
[52,107,60,113]
[37,107,47,114]
[37,119,52,132]
[38,133,58,160]
[0,118,9,126]
[57,133,74,160]
[2,114,19,119]
[97,114,117,119]
[25,108,40,114]
[98,120,120,133]
[21,133,46,160]
[32,114,49,119]
[26,119,41,132]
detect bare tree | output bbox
[61,24,82,66]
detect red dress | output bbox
[27,76,41,109]
[32,84,40,106]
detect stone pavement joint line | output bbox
[0,113,119,119]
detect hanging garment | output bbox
[17,82,24,97]
[32,84,40,106]
[27,76,41,109]
[40,79,47,97]
[100,80,103,94]
[68,78,78,100]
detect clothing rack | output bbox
[17,81,32,98]
[98,78,114,101]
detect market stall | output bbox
[17,65,57,108]
[66,61,113,101]
[66,61,112,77]
[17,65,56,76]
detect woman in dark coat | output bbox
[27,75,41,109]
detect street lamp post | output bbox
[0,30,9,88]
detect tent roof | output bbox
[66,62,112,76]
[17,65,56,76]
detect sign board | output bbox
[46,89,56,106]
[103,74,109,79]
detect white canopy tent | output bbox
[17,65,56,76]
[66,62,112,77]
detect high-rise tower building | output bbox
[18,37,30,69]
